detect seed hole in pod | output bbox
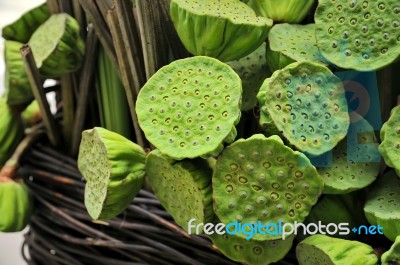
[337,5,342,11]
[185,101,192,108]
[333,123,339,129]
[393,21,399,27]
[187,118,192,124]
[301,135,307,142]
[245,205,253,213]
[226,185,233,192]
[173,126,179,132]
[396,143,400,149]
[363,53,370,59]
[165,118,171,124]
[277,170,285,178]
[362,1,368,8]
[150,95,156,101]
[378,3,385,10]
[253,246,263,255]
[345,49,352,56]
[222,111,228,117]
[338,17,345,23]
[350,18,357,25]
[276,204,283,210]
[298,194,306,200]
[325,112,332,119]
[287,182,295,189]
[253,151,260,158]
[239,176,248,184]
[160,129,165,135]
[195,89,200,95]
[376,19,384,27]
[176,70,182,76]
[199,102,205,108]
[295,85,301,91]
[324,133,330,140]
[276,92,282,98]
[288,209,295,217]
[225,174,232,181]
[355,39,361,46]
[266,150,273,156]
[199,125,206,131]
[285,193,294,200]
[361,26,369,33]
[263,162,271,169]
[228,202,235,209]
[217,75,223,81]
[272,183,280,189]
[180,142,186,147]
[182,79,188,85]
[169,138,174,144]
[214,90,219,96]
[148,107,154,113]
[253,185,262,191]
[328,27,334,34]
[286,104,292,111]
[306,84,312,92]
[208,115,214,120]
[216,125,221,131]
[331,41,338,48]
[235,245,244,251]
[206,135,211,141]
[152,119,158,125]
[185,130,191,136]
[159,86,165,91]
[285,78,291,85]
[246,164,254,171]
[207,71,213,76]
[308,125,315,133]
[238,154,245,160]
[327,13,333,19]
[296,99,302,107]
[225,95,230,101]
[230,163,238,171]
[383,32,390,40]
[290,113,297,120]
[301,113,309,120]
[261,210,268,218]
[204,95,210,100]
[257,196,266,204]
[258,174,266,183]
[239,191,248,199]
[270,192,279,200]
[277,157,284,163]
[275,105,282,110]
[295,171,304,178]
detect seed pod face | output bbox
[296,234,378,265]
[364,171,400,241]
[381,236,400,265]
[4,41,33,106]
[318,114,380,194]
[0,180,32,232]
[146,150,214,233]
[78,127,146,221]
[169,0,273,62]
[1,3,50,43]
[0,98,24,166]
[315,0,400,71]
[379,105,400,176]
[209,226,294,265]
[227,43,271,111]
[136,56,242,160]
[267,24,328,72]
[213,134,323,241]
[28,13,85,78]
[257,61,349,156]
[247,0,315,23]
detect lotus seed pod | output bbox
[227,43,271,111]
[246,0,315,23]
[1,3,50,43]
[28,13,85,78]
[315,0,400,71]
[381,236,400,265]
[364,171,400,242]
[136,56,242,160]
[4,41,33,106]
[169,0,273,62]
[267,24,328,73]
[299,192,367,240]
[296,234,378,265]
[379,105,400,176]
[208,225,294,265]
[213,134,323,241]
[318,114,380,194]
[0,98,24,167]
[146,150,214,233]
[77,127,146,221]
[0,179,33,232]
[257,61,349,156]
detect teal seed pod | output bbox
[364,171,400,242]
[3,41,33,106]
[209,225,294,265]
[227,43,271,111]
[296,234,378,265]
[381,236,400,265]
[2,3,50,43]
[28,13,85,78]
[266,24,328,73]
[246,0,315,23]
[315,0,400,71]
[257,61,349,156]
[136,56,242,160]
[169,0,273,62]
[77,127,146,221]
[145,150,214,233]
[318,114,380,194]
[379,105,400,176]
[213,134,323,241]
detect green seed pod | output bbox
[299,192,368,240]
[257,61,349,156]
[208,224,294,265]
[379,105,400,176]
[296,234,378,265]
[77,127,146,221]
[227,43,271,111]
[318,114,380,194]
[1,3,50,43]
[381,235,400,265]
[246,0,315,23]
[3,41,33,106]
[146,150,214,233]
[213,134,323,241]
[169,0,273,62]
[364,171,400,242]
[21,100,41,127]
[0,98,24,167]
[136,56,242,160]
[266,24,327,73]
[28,13,85,78]
[0,179,33,232]
[315,0,400,71]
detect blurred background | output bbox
[0,1,44,264]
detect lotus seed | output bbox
[239,191,248,199]
[272,183,280,189]
[225,174,232,181]
[226,185,233,192]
